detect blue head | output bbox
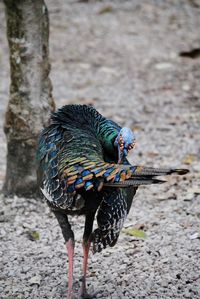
[114,127,136,163]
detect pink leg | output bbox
[66,239,75,299]
[80,241,91,298]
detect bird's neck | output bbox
[51,105,120,158]
[73,105,120,156]
[96,120,119,158]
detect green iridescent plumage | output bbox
[37,104,189,298]
[37,104,188,210]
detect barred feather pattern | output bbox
[92,189,128,253]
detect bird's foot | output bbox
[80,292,92,298]
[80,290,98,299]
[80,283,98,298]
[80,285,100,299]
[80,274,98,298]
[80,285,91,298]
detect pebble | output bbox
[29,275,41,286]
[154,62,173,70]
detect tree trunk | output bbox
[3,0,55,197]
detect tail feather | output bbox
[104,178,166,188]
[104,166,189,188]
[171,168,189,175]
[131,166,189,177]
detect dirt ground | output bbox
[0,1,200,298]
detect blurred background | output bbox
[0,1,200,298]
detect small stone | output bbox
[29,275,41,286]
[182,84,191,91]
[188,232,199,240]
[154,62,173,70]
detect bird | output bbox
[37,104,188,299]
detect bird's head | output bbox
[114,127,136,164]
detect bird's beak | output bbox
[117,142,136,164]
[117,146,128,164]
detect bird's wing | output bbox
[37,123,188,209]
[37,123,133,208]
[92,187,137,253]
[61,159,188,193]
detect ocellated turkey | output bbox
[37,104,188,299]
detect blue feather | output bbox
[82,170,91,177]
[114,173,121,182]
[85,181,93,190]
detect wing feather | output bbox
[37,114,188,209]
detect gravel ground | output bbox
[0,1,200,298]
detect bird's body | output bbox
[37,104,188,299]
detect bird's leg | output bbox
[80,212,95,298]
[81,240,91,296]
[66,238,74,299]
[53,211,75,299]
